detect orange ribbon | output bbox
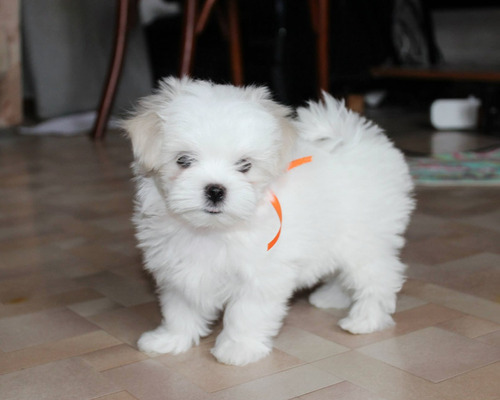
[287,155,313,171]
[267,156,312,251]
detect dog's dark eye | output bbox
[176,154,195,169]
[236,159,252,173]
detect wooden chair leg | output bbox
[316,0,329,93]
[196,0,217,33]
[309,0,330,94]
[180,0,198,77]
[91,0,134,140]
[180,0,243,85]
[227,0,243,85]
[346,94,364,114]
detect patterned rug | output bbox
[408,148,500,186]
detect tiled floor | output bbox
[1,112,499,400]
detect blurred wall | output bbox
[0,0,22,128]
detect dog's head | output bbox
[124,77,296,228]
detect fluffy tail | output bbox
[294,92,382,153]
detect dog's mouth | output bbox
[204,208,223,215]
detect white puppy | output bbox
[125,77,414,366]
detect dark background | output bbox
[145,0,500,110]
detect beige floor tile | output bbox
[90,216,136,233]
[436,315,500,338]
[0,275,60,304]
[457,209,500,234]
[76,271,155,307]
[0,307,99,351]
[435,361,500,400]
[51,236,88,250]
[358,327,500,383]
[284,298,375,348]
[70,244,137,271]
[0,331,121,375]
[1,120,499,400]
[106,238,143,258]
[0,230,74,254]
[210,364,342,400]
[285,297,343,333]
[109,261,152,281]
[0,288,103,318]
[81,344,149,372]
[94,392,139,400]
[103,359,212,400]
[404,213,450,242]
[1,242,89,274]
[394,294,427,313]
[414,187,500,219]
[392,303,464,333]
[0,270,87,303]
[68,297,123,317]
[127,301,162,324]
[408,252,500,301]
[88,307,158,348]
[49,215,114,242]
[0,358,119,400]
[402,237,480,265]
[438,222,500,255]
[476,329,500,347]
[287,298,462,349]
[403,280,500,323]
[312,351,453,400]
[273,325,349,362]
[296,381,387,400]
[158,341,304,392]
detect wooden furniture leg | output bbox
[91,0,135,140]
[180,0,198,77]
[227,0,243,85]
[180,0,243,85]
[309,0,330,94]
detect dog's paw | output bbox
[338,313,394,335]
[137,327,193,355]
[211,336,271,366]
[309,285,351,309]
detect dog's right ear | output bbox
[123,77,186,172]
[124,76,193,172]
[123,102,164,173]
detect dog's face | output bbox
[125,77,295,228]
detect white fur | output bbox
[125,77,415,366]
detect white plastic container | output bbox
[430,96,481,130]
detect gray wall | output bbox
[22,0,153,119]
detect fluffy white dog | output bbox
[125,77,414,366]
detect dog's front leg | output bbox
[138,288,217,355]
[211,284,290,366]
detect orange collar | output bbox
[267,156,312,250]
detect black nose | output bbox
[205,184,226,205]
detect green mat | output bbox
[408,148,500,186]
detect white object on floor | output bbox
[364,90,387,108]
[430,96,481,130]
[140,0,180,25]
[431,131,484,154]
[19,111,120,136]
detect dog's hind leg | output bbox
[338,256,406,334]
[309,275,352,309]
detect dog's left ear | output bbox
[273,112,297,175]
